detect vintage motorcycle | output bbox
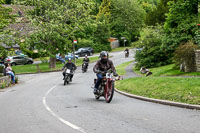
[125,51,129,58]
[64,69,74,85]
[93,70,118,103]
[82,62,88,73]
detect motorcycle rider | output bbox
[82,55,90,70]
[93,51,118,94]
[124,48,129,57]
[62,58,77,82]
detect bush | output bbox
[134,26,170,69]
[194,29,200,46]
[173,41,198,72]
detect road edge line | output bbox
[42,85,86,133]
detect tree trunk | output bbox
[49,57,56,69]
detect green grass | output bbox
[133,64,200,77]
[111,47,132,52]
[13,56,99,74]
[116,77,200,105]
[116,61,133,75]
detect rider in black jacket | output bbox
[93,51,118,94]
[62,58,77,81]
[82,55,90,69]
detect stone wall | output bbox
[0,76,11,88]
[195,50,200,72]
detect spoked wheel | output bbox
[105,81,114,103]
[64,76,69,85]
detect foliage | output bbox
[1,81,7,89]
[173,41,198,72]
[26,0,96,68]
[194,29,200,46]
[0,5,15,58]
[0,46,8,58]
[162,0,199,54]
[110,0,145,44]
[0,5,14,30]
[0,0,5,4]
[97,0,111,20]
[145,0,170,25]
[134,26,170,68]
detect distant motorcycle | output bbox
[93,70,118,103]
[82,62,88,73]
[64,69,74,85]
[125,51,129,58]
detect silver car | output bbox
[5,55,33,66]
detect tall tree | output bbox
[27,0,95,68]
[145,0,171,25]
[110,0,145,44]
[162,0,199,54]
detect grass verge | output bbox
[133,64,200,77]
[111,47,132,52]
[116,77,200,105]
[116,61,133,75]
[13,56,99,74]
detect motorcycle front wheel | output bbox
[105,81,114,103]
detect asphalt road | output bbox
[0,50,200,133]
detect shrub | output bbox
[134,26,170,69]
[194,29,200,46]
[173,41,198,72]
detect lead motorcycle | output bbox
[93,70,119,103]
[64,69,74,85]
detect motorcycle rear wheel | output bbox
[105,81,114,103]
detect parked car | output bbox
[65,53,79,60]
[4,55,33,66]
[75,47,94,57]
[56,53,79,63]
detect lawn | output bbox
[13,56,99,74]
[116,77,200,105]
[116,61,133,75]
[133,64,200,77]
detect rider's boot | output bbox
[93,88,98,94]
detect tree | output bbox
[110,0,145,44]
[145,0,171,25]
[27,0,95,68]
[162,0,199,54]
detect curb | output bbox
[115,88,200,110]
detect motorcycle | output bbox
[82,62,88,73]
[64,69,74,85]
[125,51,129,58]
[93,70,118,103]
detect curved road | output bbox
[0,50,200,133]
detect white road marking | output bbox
[42,85,86,133]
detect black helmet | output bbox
[100,51,108,58]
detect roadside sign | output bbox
[73,40,77,44]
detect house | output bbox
[108,37,119,49]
